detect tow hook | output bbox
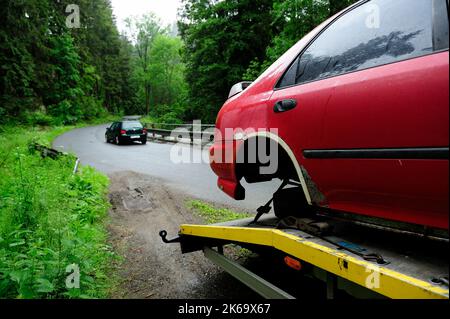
[159,230,181,244]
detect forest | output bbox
[0,0,356,125]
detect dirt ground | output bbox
[107,171,260,299]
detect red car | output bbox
[210,0,449,231]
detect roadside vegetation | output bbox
[179,0,357,122]
[186,200,255,260]
[0,125,117,298]
[187,200,251,224]
[1,1,357,127]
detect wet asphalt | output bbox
[53,124,280,213]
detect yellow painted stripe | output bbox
[180,224,449,299]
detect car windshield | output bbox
[122,121,143,130]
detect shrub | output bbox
[0,127,116,298]
[23,111,54,126]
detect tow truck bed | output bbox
[167,214,449,299]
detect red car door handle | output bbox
[274,99,297,113]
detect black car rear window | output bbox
[122,121,143,130]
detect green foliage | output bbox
[74,0,137,114]
[179,0,275,123]
[0,127,117,298]
[187,200,251,224]
[179,0,357,122]
[0,0,136,124]
[244,0,358,79]
[0,0,358,126]
[155,112,184,126]
[148,35,188,109]
[123,15,188,122]
[125,14,166,116]
[148,103,186,125]
[23,111,55,127]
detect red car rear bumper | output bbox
[209,140,245,200]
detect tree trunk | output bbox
[145,83,150,115]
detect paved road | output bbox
[53,124,280,212]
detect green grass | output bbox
[0,125,117,298]
[187,200,251,224]
[187,200,255,259]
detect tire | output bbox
[115,136,121,145]
[141,138,147,145]
[105,135,109,143]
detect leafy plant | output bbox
[0,126,117,299]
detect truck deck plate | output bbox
[179,214,449,299]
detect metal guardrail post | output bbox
[73,158,80,175]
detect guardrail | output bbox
[144,122,216,144]
[30,142,80,174]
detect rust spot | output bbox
[300,165,328,206]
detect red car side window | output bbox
[278,0,438,88]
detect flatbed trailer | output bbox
[161,214,449,299]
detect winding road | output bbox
[52,124,336,299]
[53,124,279,212]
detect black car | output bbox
[105,119,148,145]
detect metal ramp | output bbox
[162,214,449,299]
